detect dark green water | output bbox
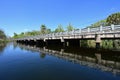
[0,42,120,80]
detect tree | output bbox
[46,29,51,34]
[67,23,74,31]
[106,12,120,25]
[55,24,64,32]
[21,32,24,35]
[0,29,6,39]
[13,32,18,38]
[40,24,47,34]
[89,20,106,28]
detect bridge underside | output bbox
[16,36,120,50]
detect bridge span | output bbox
[15,24,120,47]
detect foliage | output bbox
[80,40,95,48]
[40,24,47,34]
[46,29,51,34]
[55,24,64,32]
[106,12,120,25]
[80,40,88,47]
[101,40,113,49]
[0,29,6,39]
[13,24,51,38]
[88,12,120,28]
[88,20,106,28]
[13,30,41,38]
[13,33,18,38]
[67,23,74,31]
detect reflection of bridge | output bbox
[16,25,120,47]
[16,43,120,75]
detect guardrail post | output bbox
[87,28,90,32]
[79,29,81,33]
[100,25,102,31]
[111,24,114,31]
[60,37,64,42]
[72,30,74,35]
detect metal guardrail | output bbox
[16,24,120,40]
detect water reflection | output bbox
[40,52,46,59]
[15,43,120,76]
[0,43,7,55]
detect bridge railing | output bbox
[90,27,100,32]
[16,24,120,40]
[114,25,120,31]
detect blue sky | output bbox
[0,0,120,36]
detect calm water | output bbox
[0,42,120,80]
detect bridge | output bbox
[16,24,120,47]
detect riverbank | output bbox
[0,39,9,45]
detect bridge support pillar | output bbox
[95,34,101,49]
[60,37,64,42]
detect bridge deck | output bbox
[16,25,120,41]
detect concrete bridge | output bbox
[16,24,120,47]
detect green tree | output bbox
[19,32,25,37]
[106,12,120,25]
[46,29,51,34]
[67,23,74,31]
[55,24,64,32]
[89,20,106,28]
[13,32,18,38]
[0,29,6,39]
[40,24,47,34]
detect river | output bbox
[0,42,120,80]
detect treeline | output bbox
[13,23,74,38]
[0,29,6,39]
[0,29,7,42]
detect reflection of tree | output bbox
[82,39,120,50]
[113,40,120,49]
[80,40,88,47]
[40,53,46,59]
[0,43,7,55]
[13,42,18,49]
[101,40,113,49]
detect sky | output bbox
[0,0,120,36]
